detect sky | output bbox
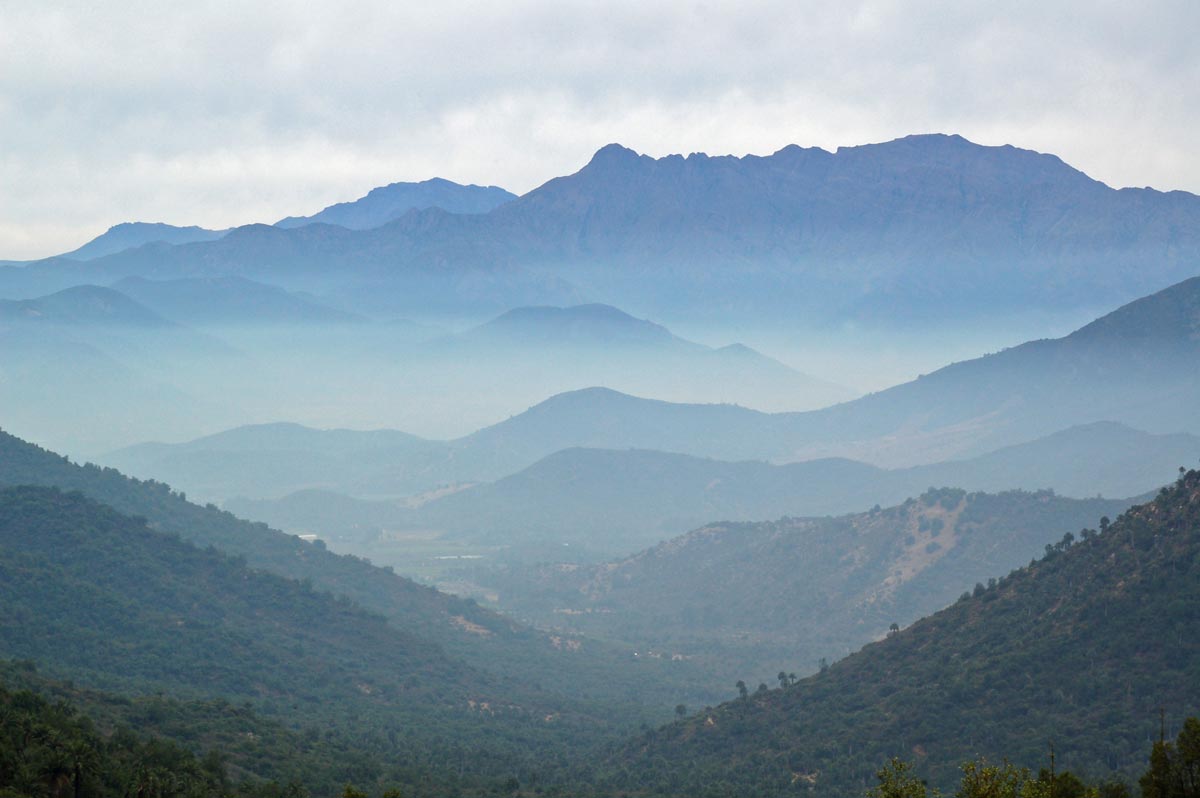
[2,0,1197,260]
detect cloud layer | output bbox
[2,0,1197,258]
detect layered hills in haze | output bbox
[112,275,363,326]
[380,422,1184,555]
[466,303,680,347]
[3,127,1198,798]
[105,273,1200,514]
[474,488,1136,683]
[218,421,1191,566]
[230,429,1182,559]
[422,276,1200,471]
[0,285,229,453]
[430,303,854,413]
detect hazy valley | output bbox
[2,125,1198,798]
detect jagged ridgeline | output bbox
[606,469,1200,797]
[16,136,1200,323]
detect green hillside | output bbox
[0,659,331,796]
[605,468,1200,797]
[0,657,493,797]
[0,671,236,798]
[0,485,611,793]
[0,428,702,711]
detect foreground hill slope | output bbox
[0,485,613,791]
[0,485,456,704]
[610,469,1200,796]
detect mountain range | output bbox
[0,285,233,453]
[7,135,1198,326]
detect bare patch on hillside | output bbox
[872,496,966,600]
[451,615,493,636]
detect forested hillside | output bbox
[0,673,239,798]
[606,469,1200,796]
[0,659,457,797]
[0,429,705,710]
[0,486,620,794]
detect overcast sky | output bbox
[2,0,1197,259]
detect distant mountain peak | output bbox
[275,178,516,230]
[529,386,641,409]
[586,143,644,167]
[224,222,283,239]
[0,284,173,327]
[833,132,976,154]
[469,302,677,347]
[494,302,641,323]
[61,221,226,261]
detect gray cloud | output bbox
[1,0,1197,258]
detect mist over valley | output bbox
[2,8,1199,792]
